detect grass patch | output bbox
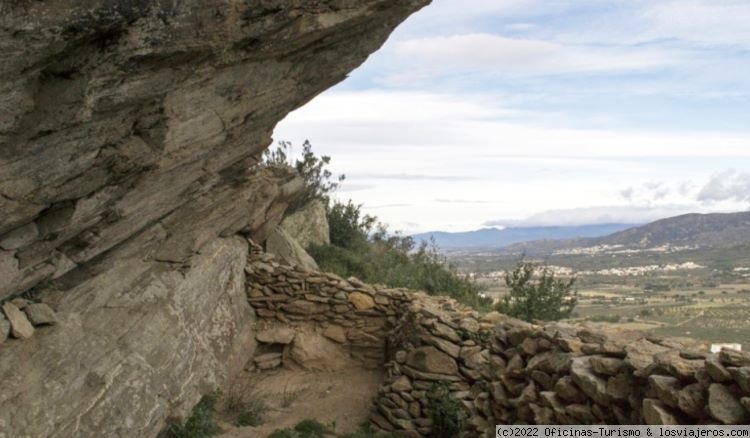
[267,420,398,438]
[221,382,268,427]
[161,393,222,438]
[427,382,466,438]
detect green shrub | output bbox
[310,201,491,311]
[263,140,344,212]
[268,420,399,438]
[267,419,334,438]
[427,382,466,438]
[161,393,222,438]
[496,261,577,322]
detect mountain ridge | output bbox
[503,210,750,256]
[411,223,638,250]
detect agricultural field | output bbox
[452,245,750,349]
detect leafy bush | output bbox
[427,382,466,438]
[263,140,344,212]
[496,261,577,322]
[267,419,333,438]
[161,393,222,438]
[309,201,491,310]
[268,420,397,438]
[267,142,490,310]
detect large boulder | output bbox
[0,237,256,436]
[266,226,319,270]
[406,346,458,375]
[289,331,348,371]
[281,199,330,248]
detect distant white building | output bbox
[710,343,742,353]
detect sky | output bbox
[273,0,750,234]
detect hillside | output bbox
[411,223,636,250]
[504,211,750,256]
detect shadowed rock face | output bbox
[0,0,429,300]
[0,1,429,435]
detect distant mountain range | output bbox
[411,223,637,250]
[412,211,750,255]
[505,211,750,256]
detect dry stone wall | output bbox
[245,252,750,437]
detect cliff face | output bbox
[0,1,428,436]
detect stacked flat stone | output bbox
[0,298,57,344]
[245,250,414,366]
[245,250,750,437]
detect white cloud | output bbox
[390,33,676,77]
[278,90,750,158]
[274,89,750,233]
[639,0,750,46]
[507,23,538,31]
[698,170,750,204]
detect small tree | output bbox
[262,140,345,211]
[496,261,577,321]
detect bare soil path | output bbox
[219,366,383,437]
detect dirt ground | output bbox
[219,366,384,437]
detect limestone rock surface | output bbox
[266,225,319,270]
[0,1,429,435]
[281,199,331,248]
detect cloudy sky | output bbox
[274,0,750,233]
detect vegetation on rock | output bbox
[427,382,466,438]
[310,200,491,310]
[263,140,345,212]
[496,261,577,321]
[267,419,397,438]
[161,393,222,438]
[269,141,491,310]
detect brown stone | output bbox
[282,300,328,315]
[322,325,347,344]
[0,313,9,343]
[706,354,733,382]
[527,351,573,374]
[391,376,412,392]
[555,375,587,404]
[625,338,670,374]
[654,350,704,381]
[570,356,610,405]
[719,349,750,367]
[677,383,708,419]
[254,352,282,370]
[607,373,634,401]
[348,292,375,310]
[431,322,461,343]
[590,356,626,376]
[708,383,750,424]
[649,375,681,407]
[2,302,34,339]
[728,367,750,392]
[255,327,295,344]
[406,346,458,375]
[643,399,679,425]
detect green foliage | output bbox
[427,382,466,438]
[162,393,222,438]
[268,420,397,438]
[309,201,491,310]
[219,383,268,427]
[267,419,333,438]
[457,328,491,344]
[263,140,344,212]
[326,200,376,249]
[230,396,267,427]
[588,314,620,323]
[496,261,577,322]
